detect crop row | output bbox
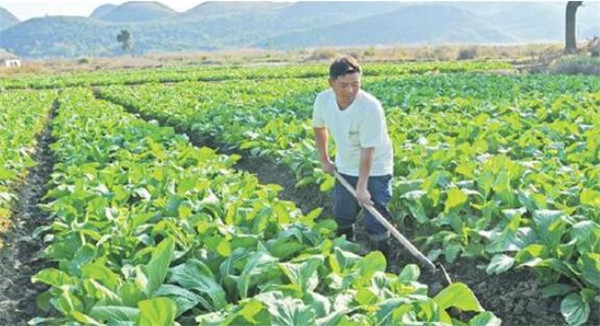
[99,72,600,325]
[31,88,493,325]
[0,90,55,235]
[0,60,512,90]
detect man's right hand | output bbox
[321,160,335,175]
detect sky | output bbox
[3,0,589,21]
[1,0,227,20]
[3,0,290,20]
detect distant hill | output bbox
[179,1,288,20]
[477,2,593,42]
[276,2,407,23]
[1,1,598,58]
[95,1,175,23]
[90,4,118,19]
[0,7,19,31]
[260,4,515,48]
[0,16,118,57]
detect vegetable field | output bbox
[0,61,598,326]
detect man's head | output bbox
[329,56,362,107]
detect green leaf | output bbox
[146,237,175,295]
[570,221,600,253]
[137,297,177,326]
[315,311,344,326]
[169,259,227,310]
[514,244,547,264]
[36,291,53,312]
[355,288,378,305]
[90,305,140,322]
[580,188,600,207]
[356,251,386,283]
[71,311,104,326]
[532,210,571,248]
[303,291,331,318]
[67,244,96,276]
[279,257,322,293]
[134,188,152,201]
[236,299,264,324]
[154,284,204,317]
[256,291,315,326]
[456,162,476,179]
[486,254,514,275]
[81,262,121,290]
[541,284,576,298]
[237,249,279,300]
[375,297,414,323]
[578,253,600,288]
[401,190,429,223]
[444,243,462,263]
[561,293,590,326]
[468,311,502,326]
[118,282,147,307]
[433,282,483,312]
[53,287,84,315]
[407,200,429,223]
[398,264,420,283]
[31,268,74,288]
[84,279,121,303]
[319,176,335,192]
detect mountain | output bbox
[0,17,118,57]
[1,1,599,58]
[259,4,515,48]
[95,1,176,23]
[0,7,19,31]
[179,1,288,20]
[90,4,118,19]
[276,2,407,23]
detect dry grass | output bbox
[0,62,50,78]
[549,55,600,75]
[0,43,578,76]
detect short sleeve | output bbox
[359,103,384,148]
[312,94,326,128]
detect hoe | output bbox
[334,170,453,286]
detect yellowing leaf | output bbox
[445,188,468,212]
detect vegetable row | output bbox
[99,72,600,325]
[31,88,494,325]
[0,90,55,234]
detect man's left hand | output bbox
[355,187,374,207]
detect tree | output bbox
[565,1,583,54]
[117,29,133,54]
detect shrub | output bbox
[457,47,478,60]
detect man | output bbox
[313,56,394,256]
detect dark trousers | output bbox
[333,173,392,240]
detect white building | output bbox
[0,51,21,67]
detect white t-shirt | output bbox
[313,88,393,177]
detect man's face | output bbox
[329,72,361,105]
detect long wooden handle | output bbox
[333,170,436,271]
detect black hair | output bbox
[329,56,361,80]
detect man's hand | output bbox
[321,160,335,175]
[355,185,374,207]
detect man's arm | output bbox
[356,147,375,206]
[314,127,334,174]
